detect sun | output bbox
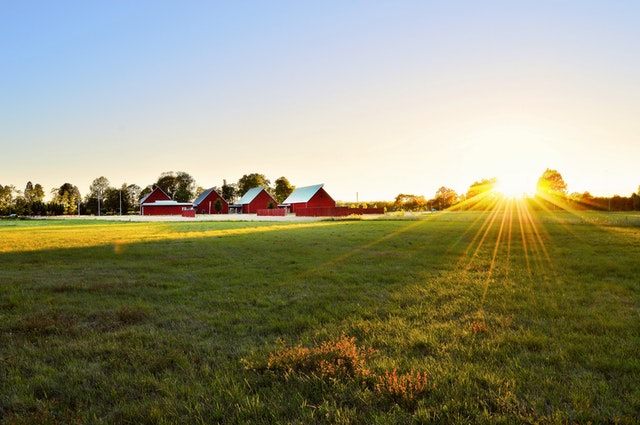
[495,175,533,199]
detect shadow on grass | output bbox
[1,214,639,423]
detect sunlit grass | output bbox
[1,212,639,423]
[0,220,340,253]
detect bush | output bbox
[248,333,432,409]
[267,332,375,382]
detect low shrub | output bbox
[267,332,375,382]
[251,333,432,409]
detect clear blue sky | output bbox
[1,1,639,200]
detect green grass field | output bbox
[1,210,639,424]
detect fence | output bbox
[257,208,287,216]
[295,207,384,217]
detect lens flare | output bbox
[495,176,532,199]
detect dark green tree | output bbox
[125,184,141,213]
[274,176,294,204]
[24,181,34,203]
[103,187,127,214]
[156,173,177,197]
[87,176,111,216]
[237,173,270,197]
[155,171,196,202]
[25,182,45,203]
[174,171,196,202]
[0,184,15,215]
[214,198,223,213]
[221,180,237,203]
[52,183,81,215]
[140,185,153,201]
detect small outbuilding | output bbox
[193,188,229,214]
[230,186,277,214]
[140,186,193,216]
[282,184,335,213]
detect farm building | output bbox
[140,186,171,204]
[193,188,229,214]
[282,184,335,213]
[140,186,193,216]
[230,186,277,214]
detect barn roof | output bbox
[282,184,324,204]
[146,200,192,206]
[236,186,268,205]
[139,186,171,204]
[193,187,222,207]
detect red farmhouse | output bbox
[139,186,193,216]
[282,184,335,213]
[231,186,277,214]
[193,188,229,214]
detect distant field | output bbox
[1,210,639,424]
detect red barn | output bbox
[140,186,171,204]
[282,184,335,213]
[193,188,229,214]
[140,186,193,216]
[230,186,277,214]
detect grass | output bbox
[1,210,639,423]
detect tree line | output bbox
[391,168,640,212]
[1,168,639,216]
[0,172,296,216]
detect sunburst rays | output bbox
[451,194,558,320]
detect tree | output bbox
[434,186,459,210]
[393,194,427,211]
[52,183,81,215]
[237,173,270,197]
[274,177,294,204]
[213,198,223,214]
[88,176,111,216]
[221,180,237,203]
[140,185,153,201]
[24,182,45,203]
[461,178,498,210]
[570,191,594,210]
[0,184,15,215]
[194,186,206,199]
[536,168,568,209]
[465,178,497,200]
[536,169,567,196]
[155,171,196,202]
[174,171,196,202]
[125,184,141,213]
[156,173,175,196]
[632,193,640,211]
[24,181,34,203]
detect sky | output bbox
[1,1,639,201]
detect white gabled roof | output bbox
[282,184,323,204]
[193,187,221,207]
[236,186,267,205]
